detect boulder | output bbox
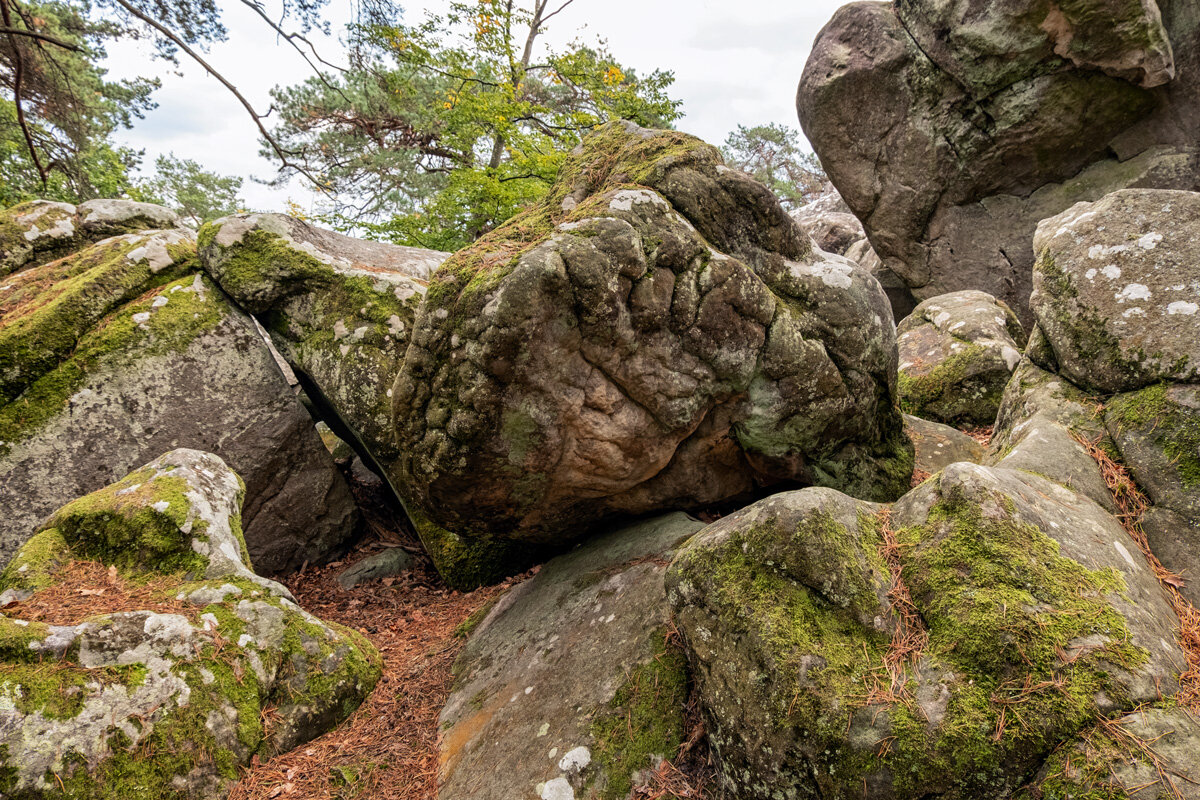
[903,414,985,476]
[847,239,917,323]
[198,213,447,466]
[790,187,865,255]
[392,122,914,553]
[335,547,414,589]
[798,0,1200,322]
[0,230,358,573]
[1032,189,1200,394]
[0,449,381,798]
[897,291,1025,426]
[0,198,181,277]
[669,464,1184,798]
[1027,707,1200,800]
[438,512,704,800]
[1106,382,1200,521]
[1140,507,1200,608]
[991,357,1120,512]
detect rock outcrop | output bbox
[1031,189,1200,393]
[438,513,704,800]
[790,186,865,256]
[897,291,1026,426]
[0,449,380,798]
[392,122,914,554]
[0,198,182,277]
[0,220,357,572]
[798,0,1200,322]
[198,213,447,467]
[669,464,1185,798]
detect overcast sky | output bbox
[102,0,846,211]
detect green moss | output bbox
[42,466,210,577]
[0,616,52,663]
[0,234,196,405]
[1035,251,1148,393]
[199,226,333,312]
[0,529,71,593]
[589,632,689,800]
[898,340,1003,426]
[1108,383,1200,489]
[408,505,538,592]
[0,273,224,455]
[1017,724,1133,800]
[453,597,500,640]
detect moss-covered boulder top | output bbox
[1,198,181,277]
[438,512,704,800]
[0,223,357,574]
[393,121,912,549]
[198,213,447,463]
[668,463,1186,799]
[897,290,1026,427]
[0,448,381,799]
[1032,189,1200,394]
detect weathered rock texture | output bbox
[199,213,447,466]
[0,198,181,277]
[669,464,1185,798]
[438,512,704,800]
[0,225,357,573]
[897,290,1026,426]
[1031,189,1200,393]
[392,122,914,550]
[903,414,985,476]
[0,449,380,799]
[798,0,1200,321]
[791,186,865,255]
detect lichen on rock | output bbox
[392,121,912,560]
[0,449,381,799]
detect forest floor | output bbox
[228,475,714,800]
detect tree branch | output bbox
[1,1,48,186]
[109,0,329,190]
[0,26,82,50]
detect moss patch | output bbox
[409,506,539,592]
[588,632,689,800]
[1107,382,1200,489]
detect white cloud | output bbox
[102,0,846,213]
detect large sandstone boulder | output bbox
[0,449,380,798]
[798,0,1200,322]
[392,122,914,552]
[1031,189,1200,393]
[198,213,447,466]
[668,464,1185,798]
[897,291,1025,426]
[0,225,357,573]
[0,199,181,277]
[790,186,865,255]
[438,512,704,800]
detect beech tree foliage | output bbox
[267,0,683,250]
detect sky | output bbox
[102,0,846,212]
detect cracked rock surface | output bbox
[392,122,913,548]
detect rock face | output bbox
[798,0,1200,321]
[0,226,357,573]
[198,213,447,466]
[392,122,914,550]
[438,512,704,800]
[0,450,381,798]
[897,291,1025,426]
[669,464,1185,798]
[1031,189,1200,393]
[903,414,985,476]
[1028,707,1200,799]
[0,198,181,276]
[790,186,865,255]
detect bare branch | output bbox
[108,0,330,191]
[236,0,348,95]
[538,0,576,27]
[1,1,48,186]
[0,26,83,50]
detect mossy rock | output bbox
[0,266,358,573]
[0,449,381,799]
[393,121,912,553]
[1106,382,1200,517]
[668,464,1185,798]
[438,512,704,800]
[897,291,1025,427]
